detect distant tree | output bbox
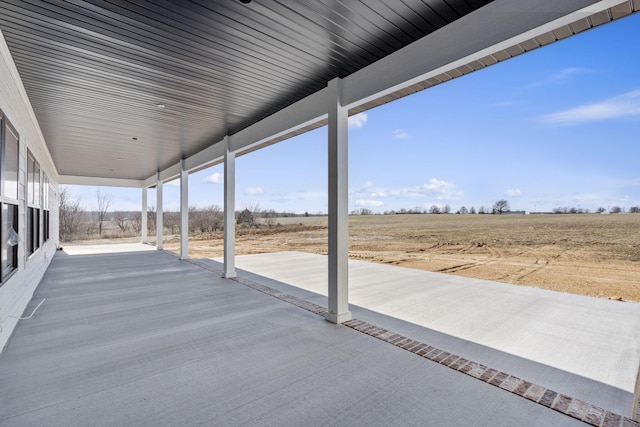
[130,212,142,233]
[147,204,156,233]
[442,204,451,214]
[236,204,261,228]
[459,206,468,214]
[469,206,476,214]
[630,206,640,213]
[164,211,180,234]
[262,209,278,227]
[478,205,486,214]
[610,206,622,214]
[429,205,441,214]
[237,208,255,228]
[206,205,223,231]
[189,204,222,233]
[492,199,509,215]
[59,186,84,241]
[113,212,129,232]
[596,207,606,214]
[95,189,111,236]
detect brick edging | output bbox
[188,259,639,427]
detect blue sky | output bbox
[71,14,640,214]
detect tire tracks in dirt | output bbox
[435,244,502,273]
[496,246,554,282]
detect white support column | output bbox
[179,159,189,260]
[326,78,352,324]
[156,174,164,250]
[141,187,148,244]
[223,136,236,278]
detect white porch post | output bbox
[180,159,189,260]
[141,187,148,244]
[156,174,164,250]
[326,78,352,324]
[223,136,236,278]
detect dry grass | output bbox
[160,213,640,302]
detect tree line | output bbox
[59,189,305,242]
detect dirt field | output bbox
[156,214,640,303]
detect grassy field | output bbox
[158,213,640,302]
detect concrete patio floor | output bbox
[0,245,635,426]
[223,251,640,419]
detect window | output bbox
[0,110,19,281]
[43,174,50,242]
[27,151,42,256]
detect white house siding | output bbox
[0,29,59,353]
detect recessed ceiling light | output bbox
[117,157,123,160]
[239,0,251,3]
[156,104,165,108]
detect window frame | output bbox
[0,109,20,283]
[26,150,43,257]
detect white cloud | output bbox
[386,178,462,201]
[166,179,180,187]
[393,128,409,139]
[356,199,384,207]
[245,187,264,196]
[350,178,462,205]
[204,172,223,184]
[530,67,595,87]
[505,188,522,197]
[542,90,640,125]
[422,178,449,193]
[348,112,368,129]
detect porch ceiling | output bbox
[0,0,490,181]
[0,1,636,184]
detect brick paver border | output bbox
[188,258,639,427]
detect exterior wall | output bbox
[0,29,59,353]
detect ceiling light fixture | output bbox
[239,0,251,3]
[156,103,165,108]
[132,137,138,141]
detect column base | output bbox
[180,255,190,260]
[222,271,237,279]
[325,311,352,324]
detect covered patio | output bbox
[1,1,639,425]
[0,244,615,426]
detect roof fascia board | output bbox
[184,139,226,173]
[229,87,329,154]
[342,0,620,110]
[158,163,181,184]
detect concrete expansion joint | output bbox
[187,258,638,426]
